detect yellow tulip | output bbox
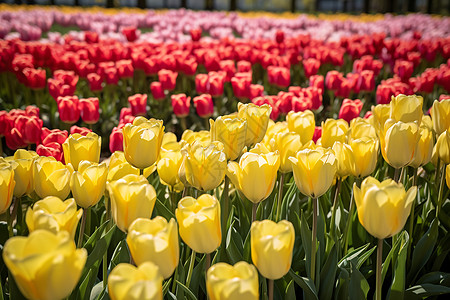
[446,165,450,189]
[122,117,165,169]
[250,220,295,280]
[289,147,336,198]
[421,115,433,130]
[320,119,349,148]
[227,146,280,203]
[261,120,288,146]
[107,174,157,232]
[389,94,423,124]
[354,177,417,239]
[430,99,450,135]
[2,230,87,300]
[348,137,379,178]
[62,132,101,170]
[175,194,221,254]
[269,131,302,173]
[409,126,433,168]
[108,262,163,300]
[286,110,315,144]
[237,102,272,146]
[6,149,38,197]
[332,142,355,178]
[210,114,247,161]
[0,162,15,214]
[371,104,390,133]
[434,130,450,164]
[157,150,184,192]
[33,156,71,199]
[26,196,82,240]
[107,151,140,182]
[206,261,259,300]
[348,117,377,141]
[70,160,108,208]
[379,120,419,169]
[181,129,211,147]
[180,141,227,191]
[127,217,179,279]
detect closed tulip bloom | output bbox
[26,197,82,240]
[269,132,302,173]
[354,177,417,239]
[175,194,221,254]
[2,230,87,300]
[237,103,272,147]
[227,147,280,203]
[157,149,184,192]
[123,117,165,169]
[430,99,450,135]
[371,104,390,133]
[70,161,108,208]
[286,110,315,144]
[181,130,211,147]
[339,98,363,123]
[0,162,15,214]
[332,142,355,178]
[8,149,38,197]
[434,130,450,164]
[108,174,157,233]
[57,96,80,124]
[409,126,434,168]
[251,220,295,280]
[34,156,71,199]
[79,97,100,124]
[108,262,163,300]
[289,147,336,198]
[171,94,191,117]
[380,121,419,169]
[446,165,450,189]
[193,94,214,118]
[206,261,259,300]
[181,141,227,191]
[349,137,379,177]
[128,94,148,116]
[348,117,377,141]
[320,119,349,148]
[107,153,140,182]
[389,94,423,124]
[63,132,101,171]
[127,217,179,279]
[210,115,247,161]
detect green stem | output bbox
[311,197,318,283]
[252,202,258,223]
[182,186,189,198]
[140,168,144,176]
[407,168,418,262]
[376,238,383,300]
[343,180,357,254]
[169,189,177,211]
[186,249,196,288]
[276,172,285,221]
[220,176,230,257]
[330,179,342,235]
[205,253,211,272]
[6,205,13,238]
[437,165,445,218]
[77,208,88,248]
[204,117,210,130]
[394,168,401,183]
[103,196,111,289]
[180,117,187,132]
[268,279,274,300]
[0,274,3,300]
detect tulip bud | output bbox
[176,194,221,254]
[389,94,423,124]
[286,110,315,144]
[107,152,140,182]
[289,147,336,198]
[354,177,417,239]
[251,220,295,280]
[63,132,101,171]
[158,69,177,91]
[127,217,179,279]
[348,137,379,178]
[193,94,214,118]
[34,156,71,199]
[0,162,15,214]
[3,230,87,300]
[269,132,302,173]
[109,126,124,153]
[157,149,184,192]
[107,174,157,232]
[348,117,377,141]
[320,119,349,148]
[339,98,363,123]
[79,97,100,124]
[150,81,165,101]
[122,117,165,169]
[210,115,247,161]
[8,149,38,197]
[237,103,272,147]
[128,94,147,116]
[171,94,191,117]
[371,104,390,133]
[409,126,433,168]
[434,130,450,164]
[332,142,355,178]
[57,96,80,124]
[206,262,259,300]
[227,146,280,203]
[70,161,108,208]
[87,73,103,92]
[430,99,450,135]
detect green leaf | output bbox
[338,243,370,267]
[349,261,370,300]
[417,272,450,285]
[286,280,296,299]
[155,198,175,220]
[389,231,410,300]
[319,244,338,300]
[90,282,105,300]
[108,240,130,271]
[300,211,312,279]
[226,223,244,264]
[288,269,318,300]
[176,280,197,300]
[405,283,450,298]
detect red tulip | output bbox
[116,60,134,78]
[120,107,132,122]
[312,126,322,143]
[277,92,293,114]
[14,115,43,145]
[208,72,225,97]
[171,94,191,117]
[158,69,178,91]
[267,66,290,87]
[84,31,99,43]
[335,79,352,98]
[292,96,312,112]
[41,128,68,146]
[339,98,363,123]
[394,60,414,82]
[70,125,92,136]
[57,96,80,124]
[79,97,100,124]
[22,68,46,89]
[122,26,138,42]
[109,126,123,153]
[231,75,251,99]
[195,74,209,94]
[26,106,40,118]
[190,28,202,42]
[376,84,394,105]
[128,94,147,116]
[0,111,10,137]
[48,79,73,100]
[87,73,103,92]
[325,71,344,91]
[237,61,252,73]
[5,128,27,150]
[179,56,198,76]
[249,84,264,100]
[193,94,214,118]
[303,58,320,78]
[309,75,324,93]
[275,30,285,44]
[356,70,375,92]
[219,60,236,82]
[36,142,64,162]
[150,82,165,101]
[104,67,119,85]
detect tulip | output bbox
[127,217,179,279]
[41,128,68,145]
[180,141,227,191]
[34,156,71,199]
[122,26,138,42]
[108,262,163,300]
[150,81,165,101]
[87,73,103,92]
[226,145,280,204]
[446,165,450,189]
[430,99,450,135]
[193,94,214,118]
[394,60,414,81]
[70,125,91,136]
[2,230,87,300]
[208,72,226,96]
[122,117,165,169]
[36,142,64,162]
[171,94,191,117]
[107,152,140,182]
[289,147,337,198]
[251,220,295,280]
[128,94,148,116]
[434,130,450,164]
[349,137,379,178]
[237,103,272,147]
[332,142,355,178]
[267,66,290,88]
[410,126,433,168]
[190,28,202,41]
[210,115,247,161]
[107,174,157,232]
[286,110,315,144]
[181,129,211,147]
[176,194,221,254]
[389,94,423,124]
[158,69,177,91]
[7,149,38,197]
[320,119,349,148]
[269,131,302,173]
[206,261,259,300]
[79,97,100,124]
[339,98,363,123]
[26,196,82,240]
[157,148,184,192]
[303,58,320,78]
[70,161,108,208]
[0,162,15,215]
[62,132,101,171]
[109,126,124,153]
[57,96,80,124]
[14,115,43,145]
[348,117,378,141]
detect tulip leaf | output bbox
[286,279,296,299]
[388,231,410,300]
[300,211,312,279]
[176,280,197,300]
[405,283,450,299]
[319,244,338,300]
[348,261,370,300]
[155,198,175,220]
[408,219,438,284]
[226,223,244,264]
[288,269,318,300]
[356,245,376,269]
[417,272,450,285]
[90,282,107,300]
[382,238,401,283]
[338,243,370,267]
[108,240,130,272]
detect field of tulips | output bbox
[1,4,450,300]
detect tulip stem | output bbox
[330,179,341,235]
[77,208,88,248]
[182,186,189,198]
[6,205,13,238]
[376,238,383,300]
[205,253,211,272]
[343,178,359,254]
[252,203,258,223]
[407,168,418,263]
[268,279,274,300]
[437,165,445,218]
[186,249,196,288]
[276,173,285,221]
[204,117,209,130]
[103,196,111,289]
[311,197,318,284]
[394,168,401,183]
[0,274,3,300]
[140,168,144,176]
[180,117,187,132]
